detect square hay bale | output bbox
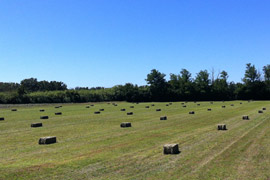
[222,106,226,108]
[181,103,185,105]
[166,104,169,106]
[207,108,212,111]
[121,109,126,111]
[258,110,263,113]
[183,105,187,108]
[99,109,104,111]
[91,104,94,106]
[145,106,150,108]
[160,116,167,120]
[231,104,234,106]
[240,102,242,104]
[55,112,62,115]
[262,107,266,110]
[242,115,249,120]
[0,117,4,121]
[151,104,155,106]
[217,124,227,130]
[130,106,134,108]
[114,104,118,106]
[86,106,90,108]
[31,123,43,127]
[11,109,17,111]
[55,106,60,109]
[40,109,45,112]
[40,116,49,119]
[127,112,133,115]
[120,122,132,128]
[156,109,161,111]
[197,104,200,106]
[39,136,57,145]
[163,144,180,154]
[189,111,195,114]
[94,111,100,114]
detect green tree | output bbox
[146,69,167,101]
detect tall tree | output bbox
[146,69,167,101]
[194,70,210,100]
[243,63,261,84]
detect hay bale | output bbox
[94,111,100,114]
[127,112,133,115]
[222,106,226,108]
[163,144,180,154]
[120,109,126,111]
[11,109,17,111]
[31,123,43,127]
[258,110,263,113]
[189,111,195,114]
[40,116,49,119]
[181,103,185,105]
[0,117,4,121]
[145,106,150,108]
[151,104,155,106]
[166,104,169,106]
[120,122,132,128]
[156,109,161,111]
[169,103,172,105]
[99,109,104,111]
[183,105,187,108]
[207,108,212,111]
[40,109,45,112]
[55,106,60,109]
[160,116,167,120]
[262,107,266,110]
[91,104,94,106]
[240,102,242,104]
[39,136,57,144]
[217,124,227,130]
[242,115,249,120]
[197,104,200,106]
[55,112,62,115]
[231,104,234,106]
[86,106,90,108]
[114,104,118,106]
[130,106,134,108]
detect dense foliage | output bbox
[0,63,270,103]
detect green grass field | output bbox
[0,101,270,180]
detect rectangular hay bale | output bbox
[39,136,57,144]
[120,122,131,128]
[217,124,227,130]
[127,112,133,115]
[160,116,167,120]
[40,116,49,119]
[163,144,180,154]
[242,115,249,120]
[31,123,43,127]
[0,117,4,121]
[55,112,62,115]
[156,109,161,111]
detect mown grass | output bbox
[0,101,269,180]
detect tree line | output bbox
[0,63,269,104]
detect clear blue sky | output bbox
[0,0,270,88]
